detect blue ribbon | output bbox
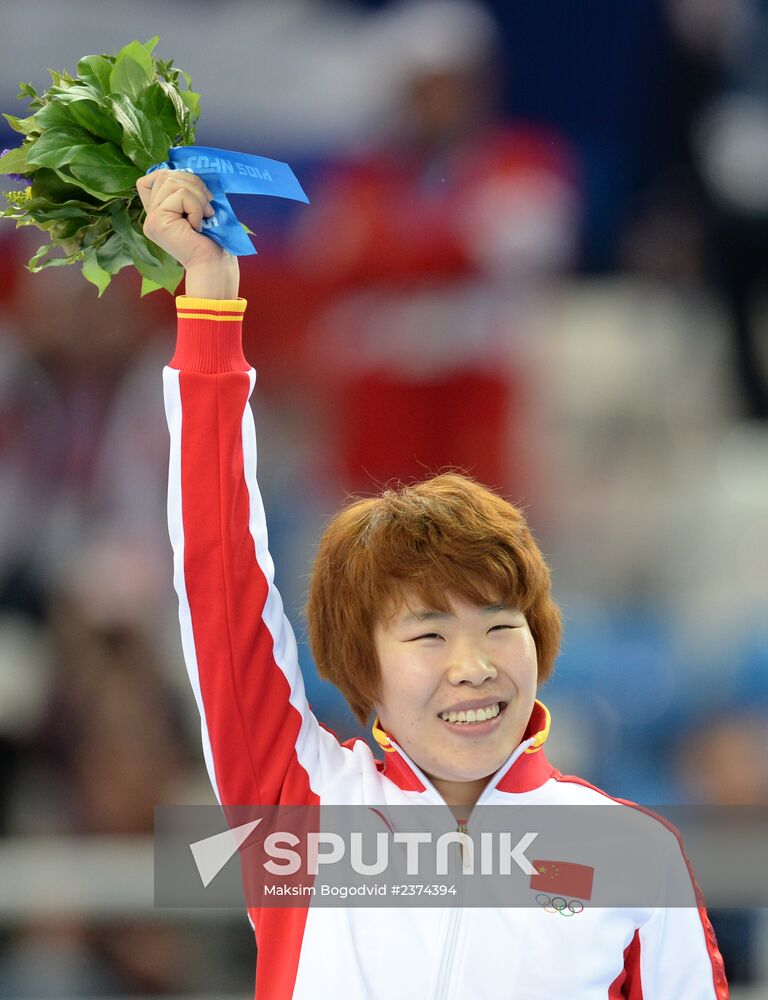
[146,145,309,256]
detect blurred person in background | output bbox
[0,531,194,997]
[624,0,768,419]
[270,0,582,501]
[0,246,205,994]
[34,534,189,836]
[0,247,172,622]
[673,708,768,985]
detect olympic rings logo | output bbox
[534,893,584,916]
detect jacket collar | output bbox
[372,699,555,796]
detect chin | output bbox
[438,755,506,784]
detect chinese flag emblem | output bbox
[530,860,594,900]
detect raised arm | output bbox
[139,171,343,806]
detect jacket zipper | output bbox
[389,738,536,998]
[432,826,465,1000]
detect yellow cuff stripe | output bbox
[176,295,248,315]
[177,312,243,322]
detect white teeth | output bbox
[439,703,502,725]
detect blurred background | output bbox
[1,0,767,995]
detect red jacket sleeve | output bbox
[164,295,345,807]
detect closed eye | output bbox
[488,625,520,633]
[410,633,443,641]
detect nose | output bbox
[445,641,498,686]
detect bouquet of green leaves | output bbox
[0,36,199,296]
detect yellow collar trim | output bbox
[372,716,396,752]
[524,699,551,753]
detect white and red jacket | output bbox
[164,296,728,999]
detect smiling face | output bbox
[373,590,538,807]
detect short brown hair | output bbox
[306,473,561,725]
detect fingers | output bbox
[136,169,225,266]
[138,170,218,256]
[136,170,215,218]
[135,172,157,212]
[156,186,208,233]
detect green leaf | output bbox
[143,36,161,57]
[26,200,95,223]
[46,217,87,241]
[135,82,179,141]
[67,143,141,195]
[47,82,96,101]
[46,79,91,101]
[4,207,36,223]
[82,249,112,296]
[95,231,133,273]
[49,167,115,202]
[25,197,87,214]
[27,241,83,273]
[67,99,124,145]
[179,88,200,120]
[81,219,115,249]
[31,100,76,130]
[25,125,99,168]
[110,95,169,169]
[118,40,156,78]
[27,242,53,270]
[0,145,29,175]
[110,202,160,267]
[77,55,114,96]
[140,275,163,296]
[0,203,22,219]
[47,68,78,89]
[3,113,31,135]
[135,243,183,295]
[30,166,99,203]
[17,82,39,100]
[157,78,188,133]
[17,81,44,111]
[110,42,154,101]
[37,253,85,270]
